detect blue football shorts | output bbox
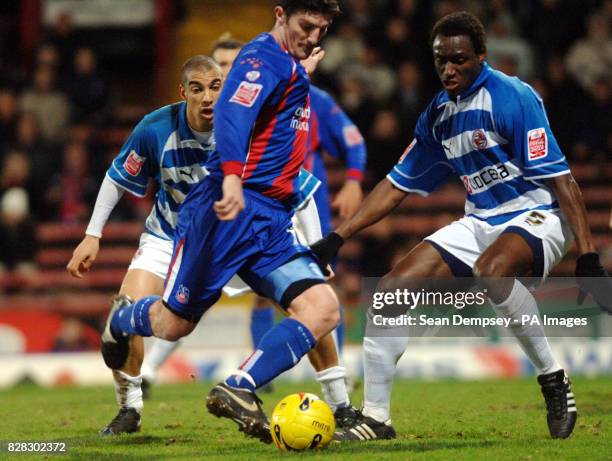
[162,178,326,321]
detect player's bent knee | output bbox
[281,279,328,309]
[289,284,339,338]
[473,254,509,278]
[151,301,197,341]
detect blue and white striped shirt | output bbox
[388,62,570,225]
[107,101,319,240]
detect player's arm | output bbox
[550,174,611,311]
[310,178,405,273]
[213,56,281,220]
[310,179,407,269]
[67,178,125,278]
[311,119,453,268]
[336,179,404,240]
[316,90,366,219]
[67,120,154,278]
[501,85,611,311]
[550,174,595,255]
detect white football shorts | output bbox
[425,209,573,279]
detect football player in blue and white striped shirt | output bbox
[312,11,609,441]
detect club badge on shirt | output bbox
[229,81,263,107]
[527,128,548,161]
[471,129,488,150]
[246,70,260,81]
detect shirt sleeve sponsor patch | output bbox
[342,125,364,147]
[229,81,263,108]
[527,128,548,161]
[398,138,417,162]
[124,150,145,176]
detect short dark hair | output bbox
[181,55,222,84]
[210,32,244,55]
[276,0,341,18]
[431,11,486,55]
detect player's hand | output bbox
[214,174,245,221]
[325,265,335,280]
[310,232,344,275]
[67,235,100,278]
[575,252,612,314]
[332,180,363,219]
[301,47,325,75]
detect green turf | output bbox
[0,377,610,460]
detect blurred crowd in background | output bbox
[0,0,609,291]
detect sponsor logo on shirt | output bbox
[229,81,263,107]
[124,150,145,176]
[461,164,510,195]
[398,139,417,162]
[471,129,488,150]
[462,175,473,194]
[342,125,364,147]
[527,128,548,161]
[290,104,310,132]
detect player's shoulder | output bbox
[418,92,447,131]
[237,33,295,80]
[140,102,182,131]
[309,85,336,110]
[309,84,330,100]
[485,66,540,110]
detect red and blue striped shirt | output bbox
[211,33,311,205]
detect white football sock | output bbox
[141,338,182,383]
[362,335,408,423]
[316,366,349,411]
[113,370,143,412]
[490,280,561,375]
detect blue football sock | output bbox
[226,318,315,391]
[250,306,274,347]
[110,295,158,338]
[335,304,345,354]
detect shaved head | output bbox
[181,55,222,84]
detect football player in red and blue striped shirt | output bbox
[102,0,343,443]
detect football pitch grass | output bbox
[1,377,610,460]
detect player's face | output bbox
[432,34,484,97]
[180,67,223,131]
[212,48,241,78]
[278,8,331,59]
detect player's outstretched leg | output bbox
[101,294,134,369]
[206,381,272,444]
[334,336,405,441]
[249,300,275,393]
[208,282,339,444]
[538,369,577,439]
[487,279,577,438]
[100,370,142,435]
[206,316,316,444]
